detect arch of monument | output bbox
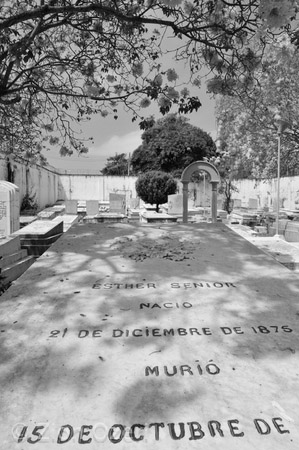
[181,160,220,223]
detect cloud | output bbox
[45,130,142,171]
[90,130,142,159]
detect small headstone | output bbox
[168,194,183,215]
[0,181,19,237]
[248,198,258,209]
[128,198,140,209]
[233,198,242,208]
[109,193,126,214]
[217,199,223,210]
[3,181,20,233]
[86,200,99,216]
[65,200,78,215]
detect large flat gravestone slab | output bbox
[140,211,178,223]
[52,215,79,232]
[13,219,63,238]
[0,222,299,449]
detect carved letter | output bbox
[180,365,193,376]
[188,422,205,440]
[145,366,159,376]
[168,423,185,440]
[227,419,244,437]
[57,425,74,443]
[112,329,123,338]
[108,424,125,443]
[208,421,224,437]
[254,419,271,435]
[79,425,93,444]
[164,366,177,377]
[130,424,145,441]
[272,418,290,434]
[149,423,164,440]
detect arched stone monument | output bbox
[181,161,220,223]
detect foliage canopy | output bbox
[1,1,299,162]
[101,153,129,176]
[215,39,299,180]
[135,170,177,211]
[130,114,216,177]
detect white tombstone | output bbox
[248,198,258,209]
[168,194,183,215]
[109,193,126,214]
[86,200,99,216]
[233,198,242,209]
[2,181,19,232]
[0,181,20,237]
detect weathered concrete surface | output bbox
[0,222,299,449]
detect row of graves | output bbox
[64,194,228,224]
[229,198,299,241]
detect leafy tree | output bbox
[101,153,129,176]
[131,114,217,176]
[136,170,177,212]
[1,1,299,160]
[215,38,299,180]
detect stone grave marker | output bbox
[168,194,183,215]
[217,198,223,210]
[128,198,140,209]
[0,181,19,237]
[65,200,78,215]
[3,181,20,233]
[109,193,126,214]
[0,222,299,449]
[86,200,99,216]
[248,198,258,209]
[0,183,10,237]
[233,198,242,209]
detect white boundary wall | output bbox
[0,157,138,208]
[58,173,137,202]
[1,157,60,209]
[2,155,299,211]
[231,177,299,210]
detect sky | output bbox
[43,85,216,172]
[42,33,217,172]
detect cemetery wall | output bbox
[232,176,299,210]
[57,173,138,202]
[0,156,60,209]
[3,155,299,211]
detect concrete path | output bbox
[0,222,298,449]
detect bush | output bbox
[21,192,38,212]
[136,170,177,212]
